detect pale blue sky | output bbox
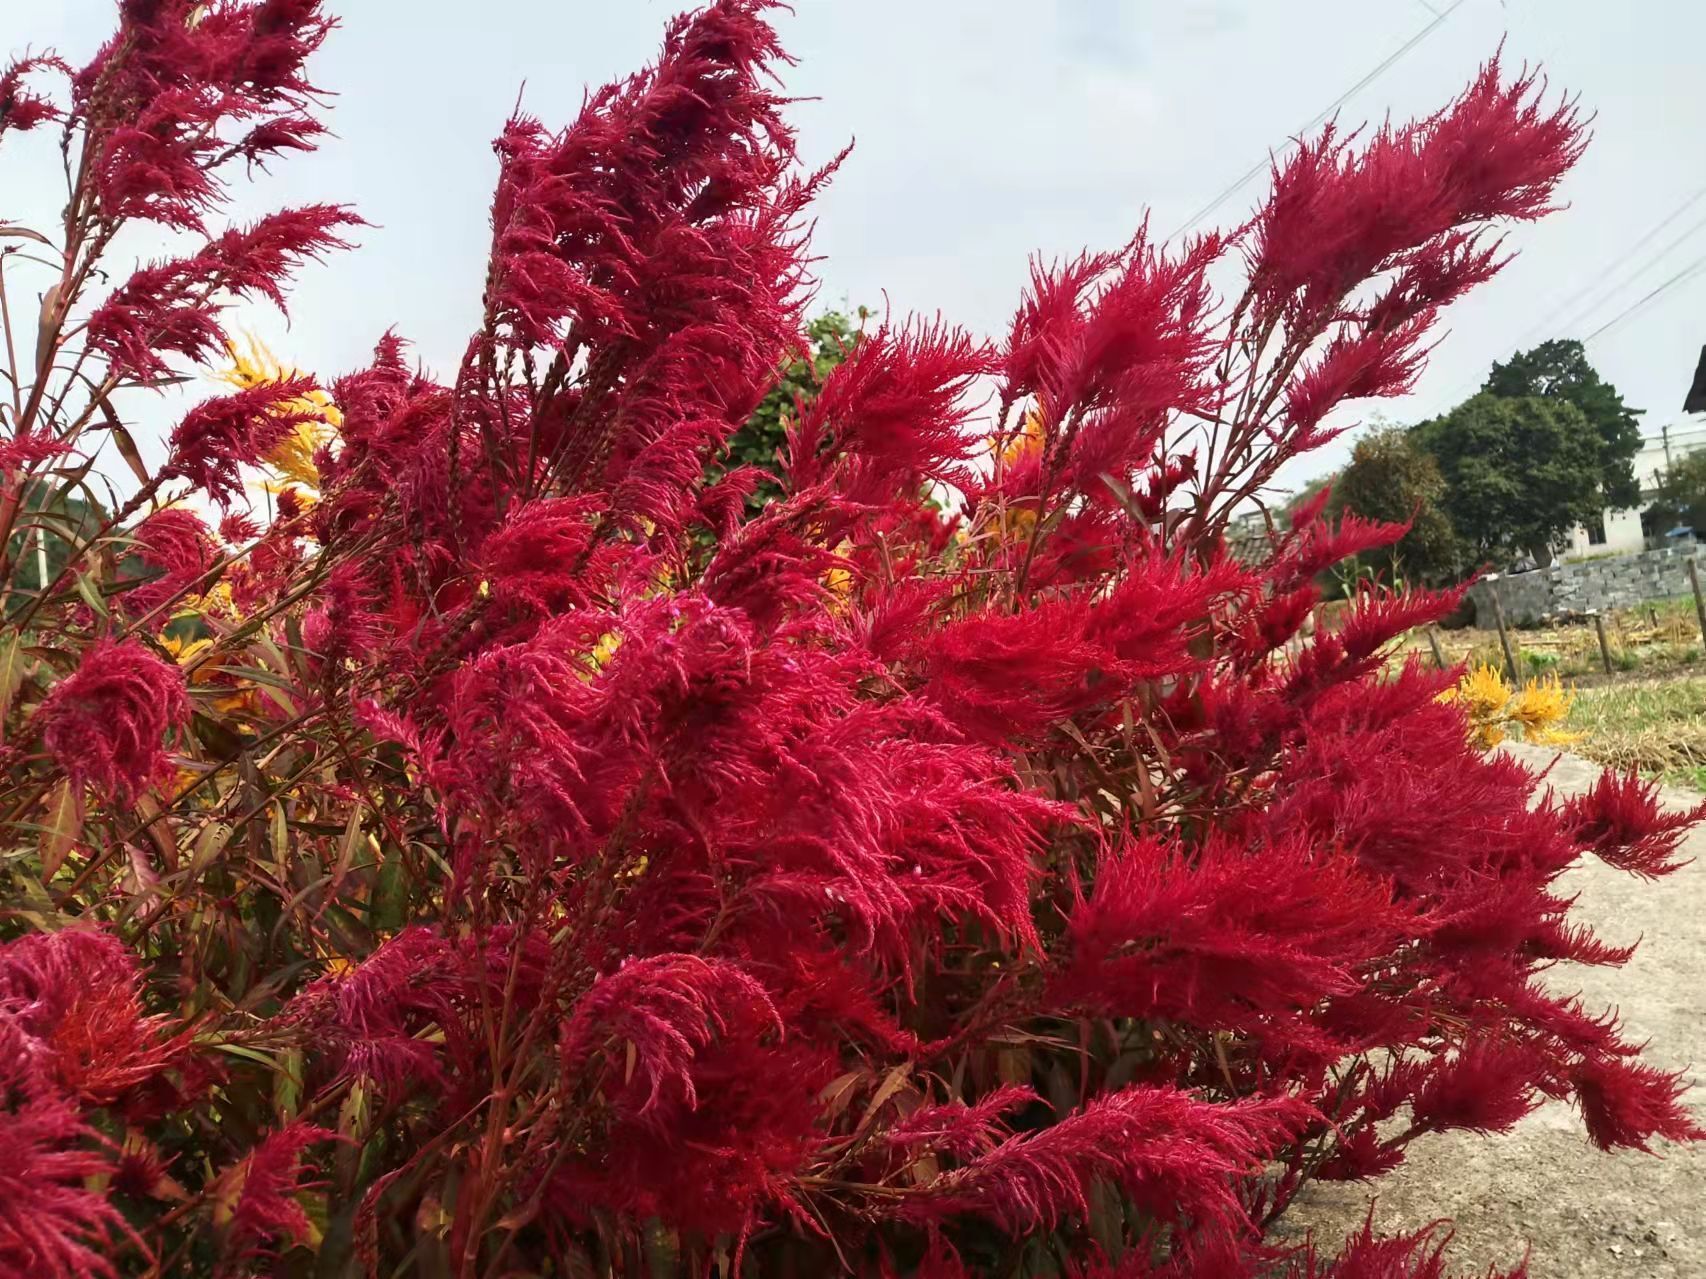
[9,1,1706,493]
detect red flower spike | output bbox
[215,1123,337,1269]
[0,1039,131,1279]
[3,1,1697,1272]
[1558,770,1706,878]
[125,508,220,621]
[36,639,189,801]
[1571,1056,1706,1153]
[0,930,180,1109]
[0,55,67,139]
[166,375,325,506]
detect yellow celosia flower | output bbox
[159,632,213,667]
[583,632,622,678]
[161,629,252,712]
[1448,663,1577,750]
[1451,663,1511,720]
[177,579,237,621]
[995,406,1046,470]
[822,538,856,599]
[218,335,341,490]
[1509,672,1573,735]
[984,407,1048,539]
[1473,722,1507,750]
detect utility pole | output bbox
[1664,421,1673,467]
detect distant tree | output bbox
[1484,338,1642,508]
[713,308,865,515]
[1331,425,1460,583]
[1414,392,1604,567]
[5,486,105,600]
[1647,449,1706,539]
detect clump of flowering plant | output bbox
[1445,663,1577,748]
[0,2,1699,1276]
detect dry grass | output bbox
[1565,676,1706,791]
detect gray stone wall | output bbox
[1465,544,1701,627]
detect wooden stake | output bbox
[1690,557,1706,647]
[1590,610,1612,675]
[1426,627,1447,670]
[1487,580,1519,681]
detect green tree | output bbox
[1330,425,1460,584]
[5,486,105,600]
[1414,392,1604,567]
[714,308,865,515]
[1484,338,1642,508]
[1647,448,1706,539]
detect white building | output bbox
[1559,411,1706,560]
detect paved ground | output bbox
[1284,743,1706,1277]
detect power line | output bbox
[1548,207,1706,341]
[1508,184,1706,350]
[1166,0,1466,242]
[1432,183,1706,407]
[1583,252,1706,344]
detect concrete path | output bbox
[1284,743,1706,1277]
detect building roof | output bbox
[1686,344,1706,414]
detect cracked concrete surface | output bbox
[1282,743,1706,1277]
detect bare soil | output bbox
[1281,743,1706,1277]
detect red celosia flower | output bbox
[167,374,324,505]
[1409,1037,1546,1136]
[214,1123,336,1270]
[0,55,66,139]
[36,639,189,800]
[74,0,336,229]
[559,953,780,1115]
[0,1028,131,1279]
[1282,1212,1529,1278]
[1053,831,1411,1061]
[123,507,220,618]
[4,0,1695,1272]
[1570,1055,1706,1153]
[87,206,361,383]
[0,929,177,1109]
[882,1085,1038,1162]
[796,319,994,496]
[910,1087,1309,1247]
[549,1009,834,1238]
[1248,56,1585,324]
[476,496,604,615]
[0,428,73,476]
[1558,769,1706,878]
[283,927,462,1093]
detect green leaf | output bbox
[373,849,409,932]
[186,821,235,880]
[39,779,82,881]
[71,571,109,619]
[96,396,153,487]
[274,1046,305,1122]
[193,711,245,757]
[332,801,365,890]
[210,663,301,693]
[206,1041,283,1071]
[269,799,291,872]
[0,630,28,731]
